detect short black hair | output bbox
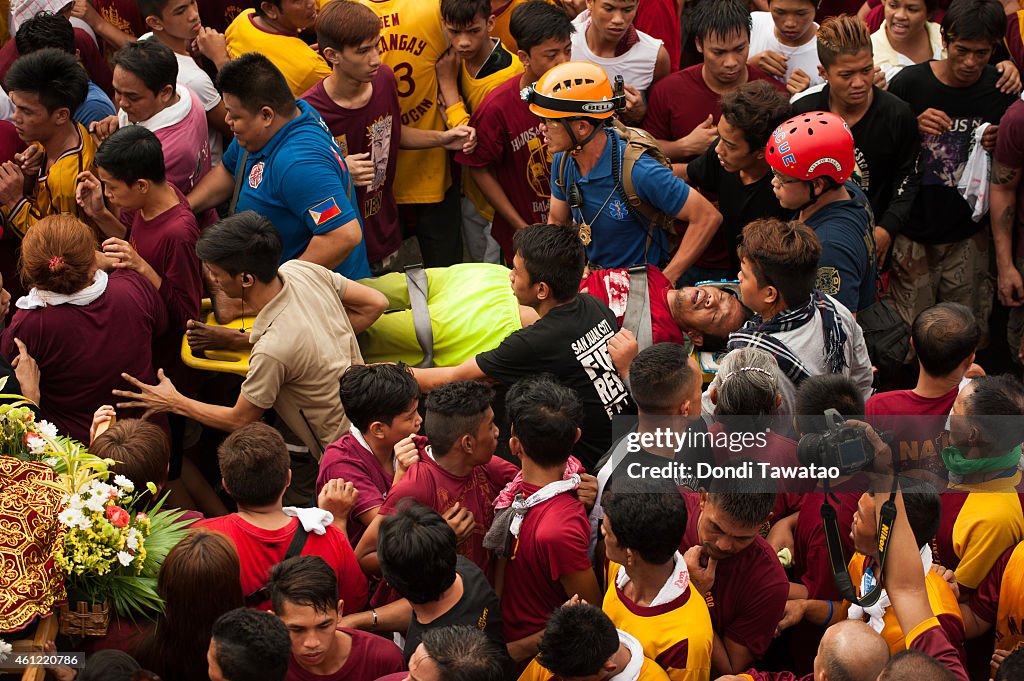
[113,40,178,95]
[195,212,282,283]
[879,649,957,681]
[138,0,172,20]
[509,0,574,54]
[707,461,777,527]
[901,482,941,550]
[961,374,1024,453]
[441,0,490,26]
[604,477,687,565]
[95,126,167,185]
[506,375,581,468]
[420,626,509,681]
[377,501,457,604]
[267,555,339,616]
[6,48,88,114]
[424,381,493,457]
[513,223,585,302]
[77,650,142,681]
[691,0,751,44]
[720,80,792,152]
[996,647,1024,681]
[217,53,296,117]
[795,374,865,436]
[339,363,419,432]
[537,605,619,677]
[15,11,75,55]
[941,0,1006,44]
[211,608,291,681]
[629,343,698,414]
[912,303,979,377]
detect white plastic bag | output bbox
[958,122,990,223]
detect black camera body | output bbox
[797,408,874,475]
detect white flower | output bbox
[113,475,134,492]
[116,551,134,567]
[67,494,84,510]
[25,434,46,454]
[0,639,11,663]
[77,516,92,530]
[126,528,139,551]
[36,420,58,440]
[84,493,107,513]
[45,457,59,468]
[58,508,84,528]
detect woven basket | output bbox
[58,600,110,637]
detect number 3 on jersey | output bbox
[394,62,415,98]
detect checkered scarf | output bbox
[726,291,848,385]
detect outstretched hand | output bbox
[113,369,182,418]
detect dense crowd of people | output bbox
[2,0,1024,679]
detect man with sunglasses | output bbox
[766,111,877,314]
[527,61,722,285]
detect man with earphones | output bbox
[114,211,389,503]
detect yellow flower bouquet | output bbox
[0,383,189,623]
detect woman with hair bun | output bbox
[0,214,167,441]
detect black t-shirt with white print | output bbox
[888,62,1015,244]
[476,294,634,470]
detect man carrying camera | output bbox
[720,423,971,681]
[527,61,722,283]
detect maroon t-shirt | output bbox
[500,483,591,643]
[969,542,1012,624]
[680,494,788,660]
[316,433,430,546]
[199,0,255,32]
[284,628,405,681]
[1,269,167,442]
[634,0,679,72]
[793,490,861,601]
[0,29,113,96]
[93,0,146,42]
[302,68,403,264]
[379,453,518,581]
[196,515,369,613]
[865,387,958,482]
[456,75,550,263]
[125,188,201,389]
[578,266,687,346]
[643,65,786,154]
[995,99,1024,260]
[907,622,969,681]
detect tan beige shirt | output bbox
[241,260,362,456]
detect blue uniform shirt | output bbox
[802,181,877,313]
[73,81,116,127]
[222,99,371,279]
[551,127,690,268]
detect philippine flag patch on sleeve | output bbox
[309,197,342,226]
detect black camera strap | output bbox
[820,473,899,607]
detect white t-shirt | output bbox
[570,10,663,91]
[140,32,223,164]
[749,11,824,89]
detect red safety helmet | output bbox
[765,111,856,184]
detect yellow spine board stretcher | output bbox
[180,299,255,377]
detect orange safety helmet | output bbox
[522,61,625,120]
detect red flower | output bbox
[106,506,130,528]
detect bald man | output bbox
[876,650,958,681]
[719,619,890,681]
